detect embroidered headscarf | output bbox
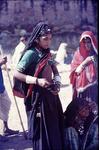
[23,22,52,53]
[69,31,97,95]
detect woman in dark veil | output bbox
[14,22,64,150]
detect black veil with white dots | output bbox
[23,22,52,54]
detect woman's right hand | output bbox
[37,78,50,88]
[75,56,95,74]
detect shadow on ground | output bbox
[0,132,33,150]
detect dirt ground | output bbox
[0,63,72,150]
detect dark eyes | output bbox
[45,37,52,41]
[83,37,91,44]
[83,40,91,44]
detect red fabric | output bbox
[79,31,97,57]
[26,53,51,97]
[69,31,97,94]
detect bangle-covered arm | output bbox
[14,70,37,84]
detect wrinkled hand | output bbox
[37,78,50,88]
[50,87,60,95]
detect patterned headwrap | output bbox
[24,22,52,52]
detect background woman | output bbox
[64,31,98,150]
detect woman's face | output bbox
[38,33,52,49]
[83,37,93,51]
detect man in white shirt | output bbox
[12,36,27,69]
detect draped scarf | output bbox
[25,22,52,97]
[27,52,51,97]
[13,22,52,98]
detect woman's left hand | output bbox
[50,88,60,95]
[50,84,60,95]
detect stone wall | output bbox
[0,0,97,54]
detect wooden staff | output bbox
[5,63,27,139]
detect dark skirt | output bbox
[78,83,98,103]
[29,87,64,150]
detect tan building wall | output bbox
[0,0,97,53]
